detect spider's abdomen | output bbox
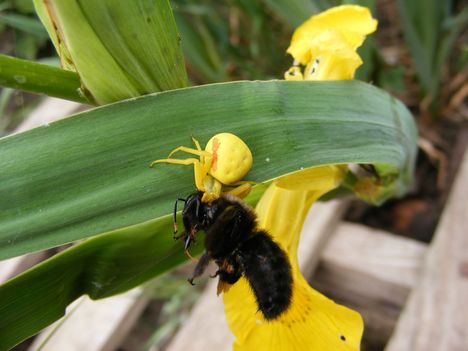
[238,230,293,320]
[205,133,252,185]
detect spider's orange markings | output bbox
[150,133,254,202]
[211,137,219,171]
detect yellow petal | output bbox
[287,5,377,65]
[226,276,363,351]
[299,29,362,80]
[223,166,364,350]
[273,165,346,191]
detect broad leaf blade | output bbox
[0,80,417,261]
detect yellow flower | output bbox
[223,5,378,350]
[285,5,377,81]
[224,166,363,351]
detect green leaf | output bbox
[0,12,48,38]
[0,80,417,349]
[397,0,435,91]
[12,0,37,14]
[0,54,87,103]
[430,6,468,99]
[0,80,416,260]
[33,0,188,104]
[174,10,226,83]
[396,0,467,105]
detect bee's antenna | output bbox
[173,198,186,234]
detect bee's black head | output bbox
[173,192,218,251]
[182,191,205,234]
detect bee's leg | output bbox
[211,258,241,284]
[173,230,194,250]
[184,249,197,262]
[184,234,195,251]
[173,231,185,241]
[215,269,242,296]
[209,271,219,278]
[212,269,241,284]
[187,251,210,285]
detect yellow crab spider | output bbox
[150,133,254,202]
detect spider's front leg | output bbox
[149,157,199,168]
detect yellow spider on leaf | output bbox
[150,132,254,203]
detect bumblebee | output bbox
[174,191,293,320]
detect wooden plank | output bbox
[386,150,468,351]
[315,222,427,306]
[164,280,233,351]
[28,288,149,351]
[165,200,348,351]
[13,97,83,133]
[312,222,427,349]
[298,200,350,277]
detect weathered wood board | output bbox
[386,150,468,351]
[312,222,427,349]
[28,288,149,351]
[0,252,47,284]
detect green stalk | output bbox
[0,54,88,104]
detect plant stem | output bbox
[0,54,89,104]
